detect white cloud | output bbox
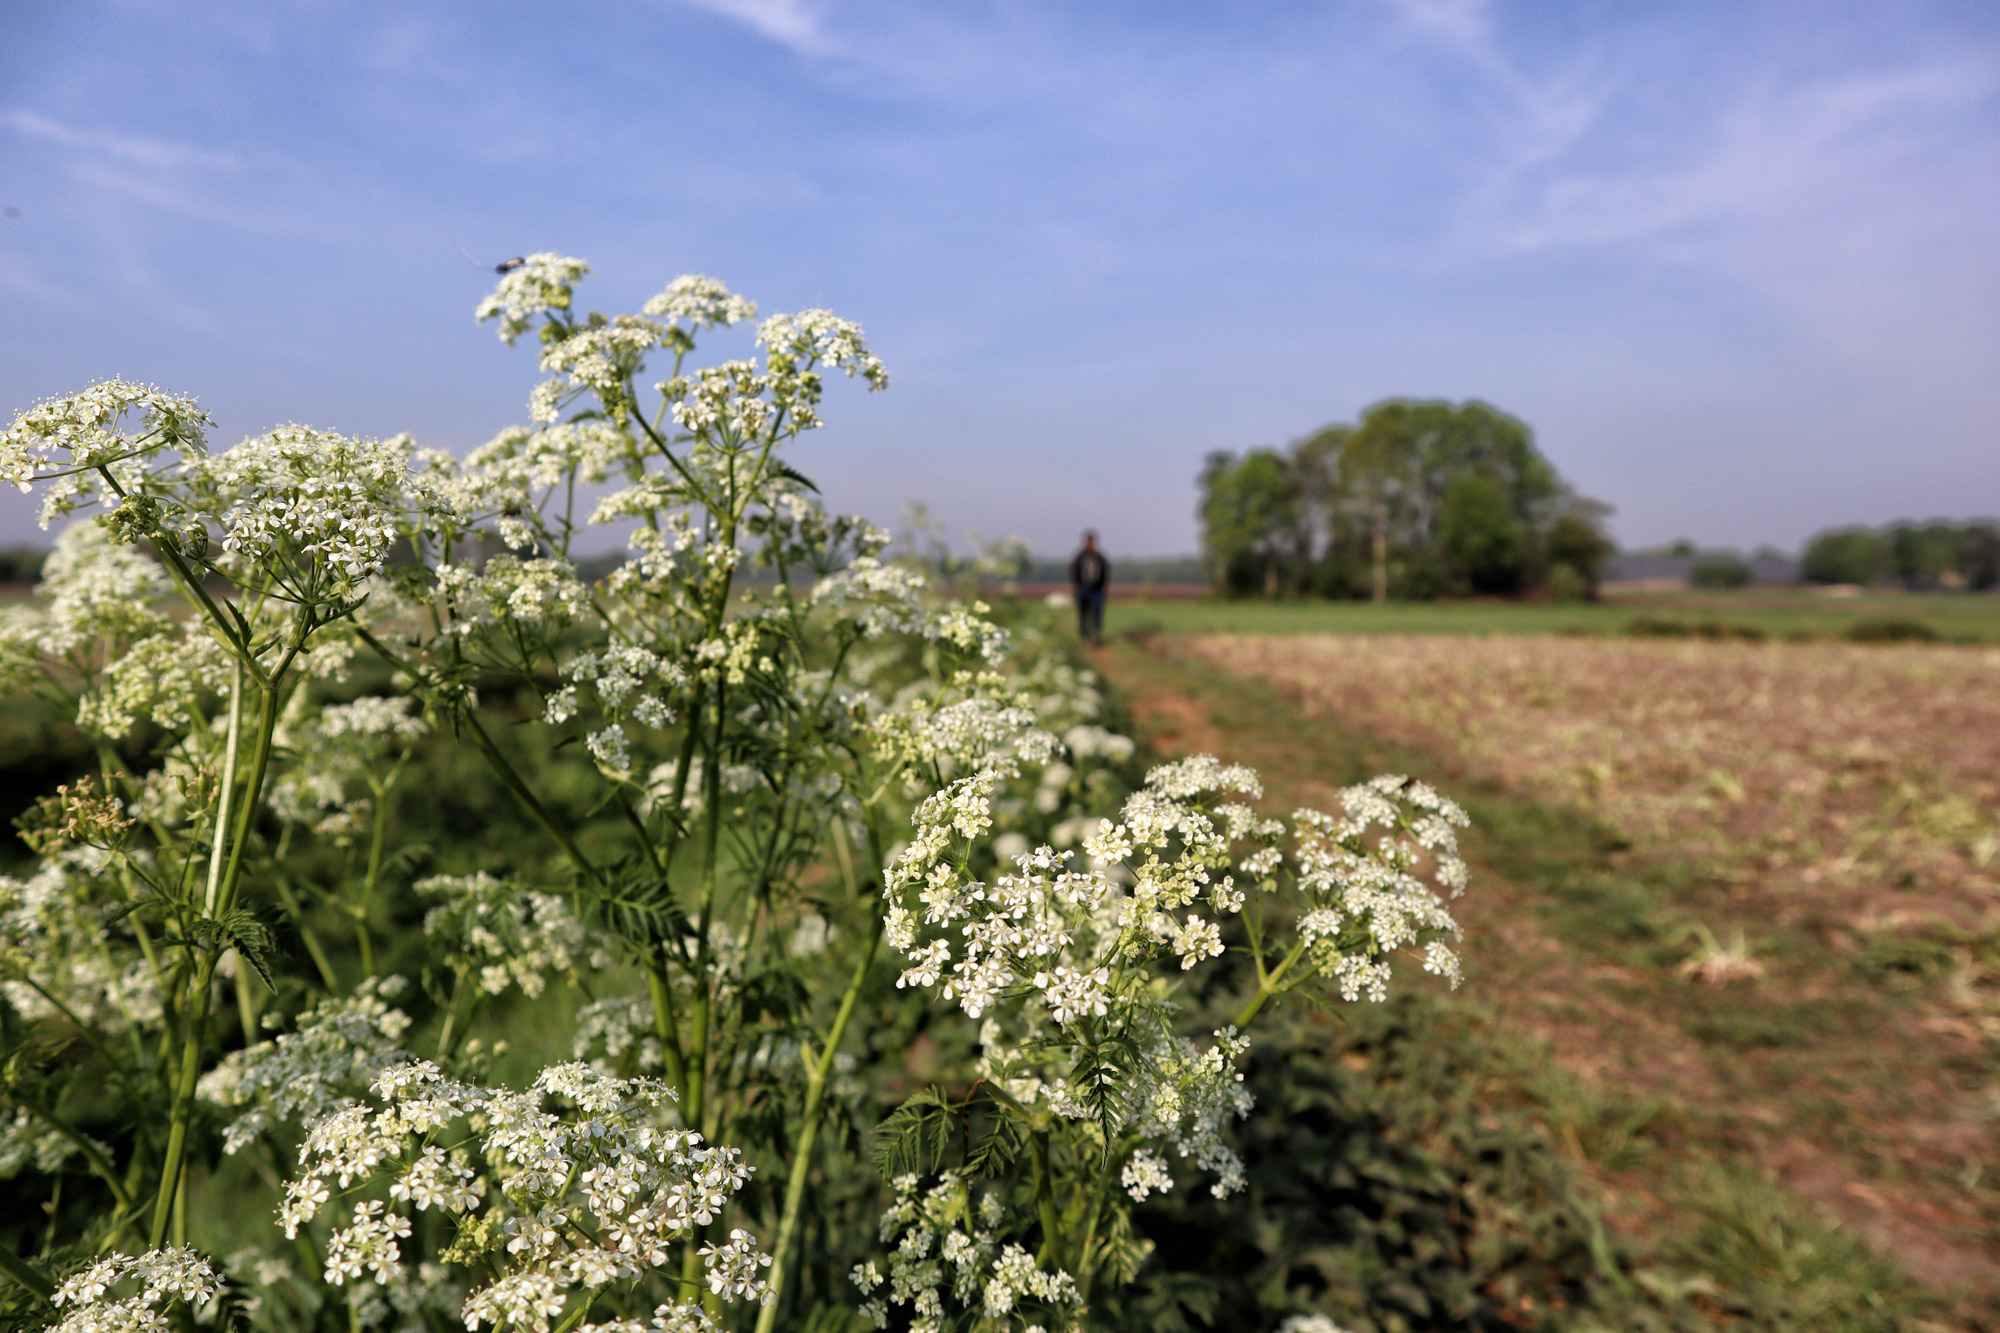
[1500,63,1994,249]
[675,0,829,55]
[3,108,239,174]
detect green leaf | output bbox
[769,460,821,495]
[870,1086,955,1178]
[581,862,692,949]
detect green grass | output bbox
[1100,588,2000,642]
[1100,639,1988,1329]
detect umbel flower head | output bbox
[278,1059,773,1331]
[0,379,209,525]
[49,1245,225,1333]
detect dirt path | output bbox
[1098,636,2000,1315]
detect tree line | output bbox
[1198,398,1613,600]
[1801,520,2000,590]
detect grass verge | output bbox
[1099,635,1994,1331]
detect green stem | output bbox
[751,904,886,1333]
[1232,938,1307,1030]
[201,665,243,916]
[353,777,392,978]
[685,681,727,1134]
[0,1243,54,1303]
[271,877,340,991]
[644,958,691,1104]
[149,952,218,1246]
[614,789,663,877]
[434,969,470,1062]
[150,639,299,1249]
[461,711,603,886]
[1032,1129,1064,1266]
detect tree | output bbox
[1199,398,1609,602]
[1437,473,1527,593]
[1337,399,1572,599]
[1198,447,1303,597]
[1544,508,1616,599]
[1801,528,1888,585]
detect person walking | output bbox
[1069,530,1110,645]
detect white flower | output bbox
[462,1270,569,1333]
[50,1246,224,1333]
[698,1229,772,1304]
[477,253,591,345]
[1168,914,1224,970]
[1120,1148,1174,1201]
[1033,966,1109,1026]
[643,275,758,329]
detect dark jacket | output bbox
[1069,548,1110,592]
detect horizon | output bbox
[3,1,1996,556]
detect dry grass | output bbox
[1183,634,2000,978]
[1142,633,2000,1308]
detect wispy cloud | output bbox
[1501,63,1995,249]
[674,0,829,55]
[3,108,239,174]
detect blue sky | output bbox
[2,0,1996,557]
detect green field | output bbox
[1098,588,2000,641]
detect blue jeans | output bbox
[1075,587,1105,643]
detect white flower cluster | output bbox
[539,318,669,418]
[887,756,1261,1026]
[0,863,162,1038]
[0,1106,96,1178]
[1288,775,1469,1000]
[857,1173,1078,1333]
[572,995,667,1075]
[884,754,1469,1205]
[24,521,170,656]
[269,694,428,837]
[662,360,774,440]
[76,623,233,739]
[546,644,688,739]
[642,274,759,330]
[759,309,890,400]
[476,253,592,345]
[0,523,236,739]
[198,976,415,1154]
[184,425,418,593]
[1120,1148,1173,1202]
[0,379,209,525]
[809,557,932,639]
[436,555,590,632]
[871,677,1058,780]
[1124,1027,1255,1197]
[280,1061,770,1330]
[454,421,630,547]
[49,1246,223,1333]
[419,873,608,998]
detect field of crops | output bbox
[1102,628,2000,1328]
[1109,589,2000,643]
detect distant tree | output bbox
[0,546,47,585]
[1801,528,1889,585]
[1437,474,1527,593]
[1544,508,1616,599]
[1690,554,1752,589]
[1960,523,2000,591]
[1198,447,1302,597]
[1200,398,1608,602]
[1334,410,1421,601]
